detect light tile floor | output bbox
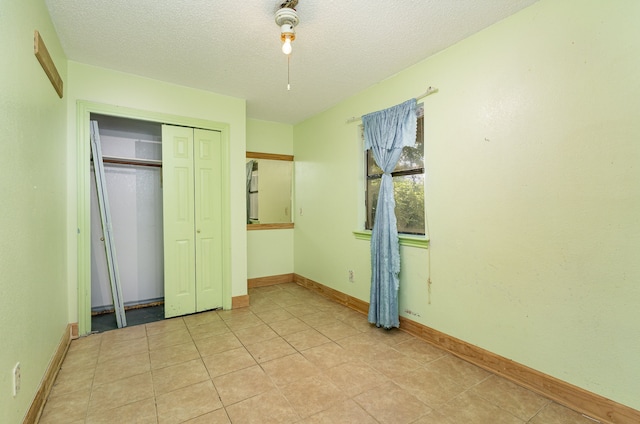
[40,283,597,424]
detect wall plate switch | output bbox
[348,270,355,283]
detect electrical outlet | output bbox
[348,270,355,283]
[13,362,21,397]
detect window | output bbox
[364,107,425,235]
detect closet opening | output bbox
[90,113,165,332]
[77,100,232,337]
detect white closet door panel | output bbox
[162,125,196,318]
[194,128,223,312]
[173,238,194,299]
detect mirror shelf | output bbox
[247,223,294,231]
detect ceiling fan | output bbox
[274,0,300,90]
[275,0,299,55]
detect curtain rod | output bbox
[345,86,438,124]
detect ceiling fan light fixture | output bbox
[275,7,299,55]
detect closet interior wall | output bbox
[90,114,164,313]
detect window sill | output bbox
[353,230,429,249]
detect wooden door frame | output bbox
[76,101,232,336]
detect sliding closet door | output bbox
[162,125,196,317]
[194,128,223,312]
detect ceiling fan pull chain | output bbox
[287,54,291,91]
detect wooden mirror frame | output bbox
[246,151,294,230]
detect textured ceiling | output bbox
[45,0,538,124]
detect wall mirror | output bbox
[246,152,294,230]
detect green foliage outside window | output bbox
[365,112,425,235]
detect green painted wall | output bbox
[0,1,69,422]
[247,118,293,155]
[246,119,294,279]
[293,0,640,410]
[247,229,294,279]
[66,62,248,327]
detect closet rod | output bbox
[345,86,438,124]
[92,155,162,168]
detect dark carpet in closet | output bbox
[91,305,164,333]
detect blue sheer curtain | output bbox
[362,98,417,329]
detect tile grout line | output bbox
[191,318,233,424]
